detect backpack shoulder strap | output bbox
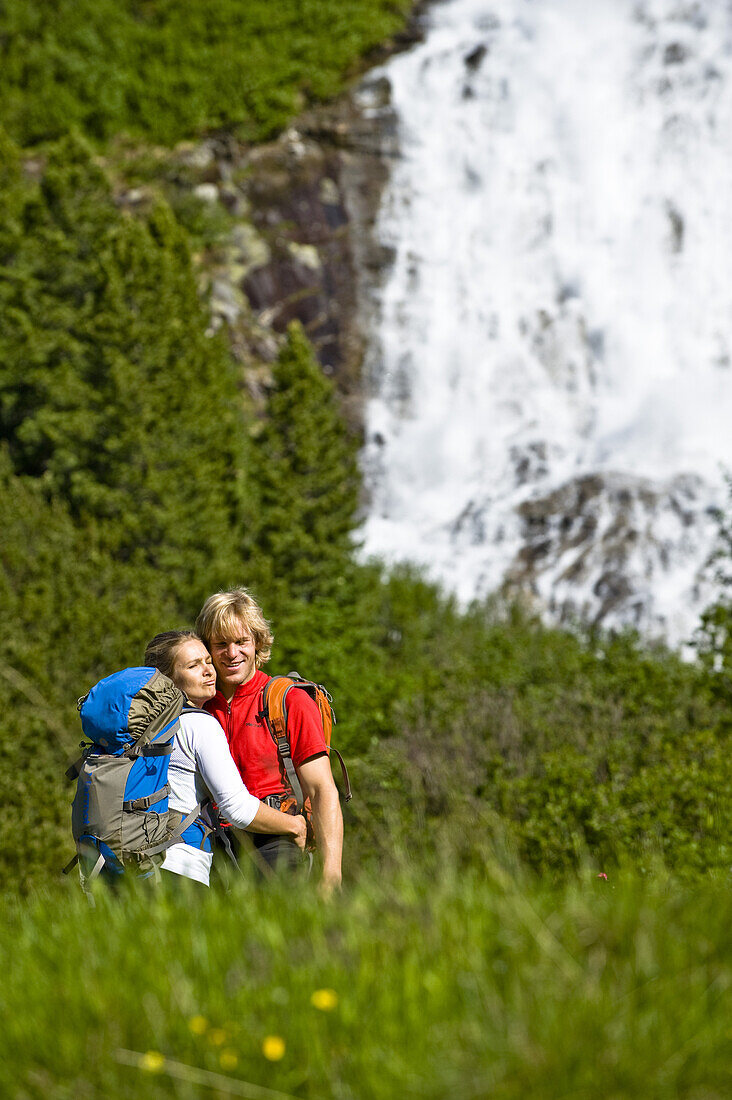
[260,673,352,806]
[260,675,306,812]
[285,673,351,801]
[65,742,92,782]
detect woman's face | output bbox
[171,638,216,706]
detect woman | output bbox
[143,630,306,887]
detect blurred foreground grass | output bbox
[2,858,731,1099]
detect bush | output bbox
[0,0,415,147]
[0,129,248,610]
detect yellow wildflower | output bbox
[310,988,338,1011]
[188,1015,208,1036]
[262,1035,286,1061]
[140,1050,165,1073]
[208,1028,227,1046]
[220,1049,239,1071]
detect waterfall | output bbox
[359,0,732,645]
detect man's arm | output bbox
[297,755,343,895]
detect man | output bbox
[195,587,343,894]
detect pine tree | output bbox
[241,322,394,756]
[0,447,185,885]
[0,130,251,611]
[0,132,261,883]
[246,321,362,609]
[694,476,732,716]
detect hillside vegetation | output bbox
[0,0,414,147]
[0,0,730,899]
[2,5,732,1094]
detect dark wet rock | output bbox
[125,85,399,426]
[106,2,432,424]
[502,472,707,628]
[664,42,688,65]
[464,44,488,70]
[451,500,488,545]
[510,441,549,487]
[666,201,684,253]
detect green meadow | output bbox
[3,860,731,1099]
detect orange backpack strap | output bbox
[260,676,306,812]
[285,673,352,802]
[259,673,352,812]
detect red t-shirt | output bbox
[205,669,327,800]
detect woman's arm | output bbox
[246,802,307,847]
[193,718,306,848]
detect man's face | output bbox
[209,620,257,699]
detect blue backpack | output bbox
[65,667,208,887]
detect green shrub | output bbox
[0,0,415,147]
[0,131,253,885]
[0,129,249,609]
[0,449,181,885]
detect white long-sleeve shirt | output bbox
[161,709,260,885]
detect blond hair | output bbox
[195,588,273,668]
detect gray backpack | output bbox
[65,666,206,887]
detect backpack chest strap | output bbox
[123,784,169,813]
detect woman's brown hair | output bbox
[144,630,200,680]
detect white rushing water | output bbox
[359,0,732,645]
